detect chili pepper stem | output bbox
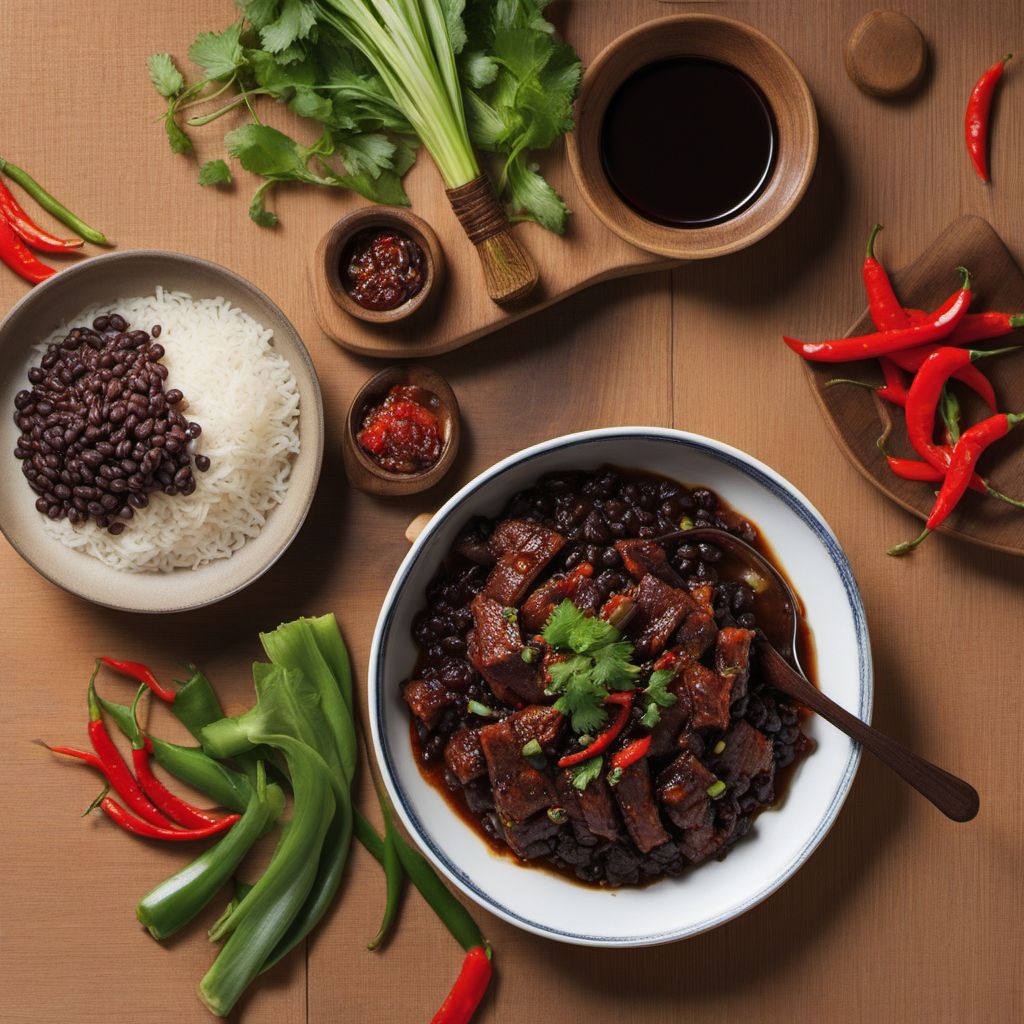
[866,222,883,259]
[888,528,931,556]
[824,377,880,391]
[985,486,1024,510]
[83,785,110,817]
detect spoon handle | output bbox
[758,643,979,822]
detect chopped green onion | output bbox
[713,740,726,755]
[607,767,623,787]
[521,739,542,758]
[520,647,537,664]
[467,700,494,719]
[679,516,695,531]
[706,780,727,799]
[740,568,769,594]
[501,607,518,623]
[547,806,568,825]
[578,734,594,748]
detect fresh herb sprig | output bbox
[541,600,678,734]
[146,1,580,230]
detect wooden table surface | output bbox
[2,2,1021,1022]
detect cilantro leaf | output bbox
[225,124,315,180]
[164,114,192,154]
[188,24,244,80]
[590,642,641,690]
[544,654,590,693]
[248,181,279,227]
[259,0,317,54]
[507,155,569,234]
[148,53,184,98]
[569,756,603,792]
[639,668,678,729]
[541,599,584,649]
[567,614,618,654]
[199,159,233,187]
[555,687,608,736]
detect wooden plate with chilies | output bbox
[803,215,1024,556]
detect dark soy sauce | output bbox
[600,57,777,227]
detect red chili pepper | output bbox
[99,655,177,703]
[905,347,1018,471]
[86,674,179,829]
[946,311,1024,345]
[0,215,54,284]
[652,650,678,672]
[886,457,945,483]
[966,54,1012,182]
[557,692,634,768]
[824,357,908,406]
[431,946,492,1024]
[785,268,972,362]
[863,224,908,331]
[98,795,240,842]
[0,179,82,252]
[886,346,997,410]
[890,413,1024,554]
[124,691,224,828]
[609,735,651,771]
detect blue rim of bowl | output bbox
[369,427,872,946]
[0,249,325,614]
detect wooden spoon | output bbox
[674,527,980,822]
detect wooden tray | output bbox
[804,215,1024,556]
[309,154,676,358]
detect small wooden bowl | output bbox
[343,365,460,496]
[321,207,445,325]
[566,14,818,260]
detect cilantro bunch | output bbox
[541,601,678,735]
[147,0,580,231]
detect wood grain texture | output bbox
[1,3,1021,1024]
[805,215,1024,555]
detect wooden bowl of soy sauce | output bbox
[566,14,818,260]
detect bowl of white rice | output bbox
[0,250,323,613]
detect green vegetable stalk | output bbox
[200,735,336,1017]
[137,762,285,940]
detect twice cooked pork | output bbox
[614,539,684,587]
[444,705,564,785]
[403,677,459,730]
[630,573,696,658]
[674,608,718,660]
[467,593,546,704]
[555,769,623,843]
[479,717,555,823]
[715,627,755,708]
[613,760,670,853]
[484,519,566,606]
[656,752,715,832]
[711,720,775,797]
[676,658,734,732]
[519,564,601,634]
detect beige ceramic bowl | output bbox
[567,14,818,260]
[0,251,324,613]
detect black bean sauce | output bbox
[406,467,815,888]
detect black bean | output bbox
[194,454,211,472]
[108,314,128,332]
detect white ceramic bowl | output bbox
[0,251,323,613]
[369,428,872,946]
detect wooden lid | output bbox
[845,10,927,98]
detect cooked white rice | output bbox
[35,289,300,573]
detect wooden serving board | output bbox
[804,216,1024,556]
[309,153,677,358]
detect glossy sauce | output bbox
[600,57,777,227]
[343,228,426,311]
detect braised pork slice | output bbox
[715,627,755,707]
[614,540,683,586]
[484,519,566,606]
[674,609,719,660]
[467,593,545,704]
[499,812,561,860]
[446,705,563,786]
[403,678,458,730]
[613,761,670,853]
[677,659,733,732]
[712,721,774,796]
[630,574,697,658]
[556,770,623,842]
[656,752,716,832]
[479,718,555,822]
